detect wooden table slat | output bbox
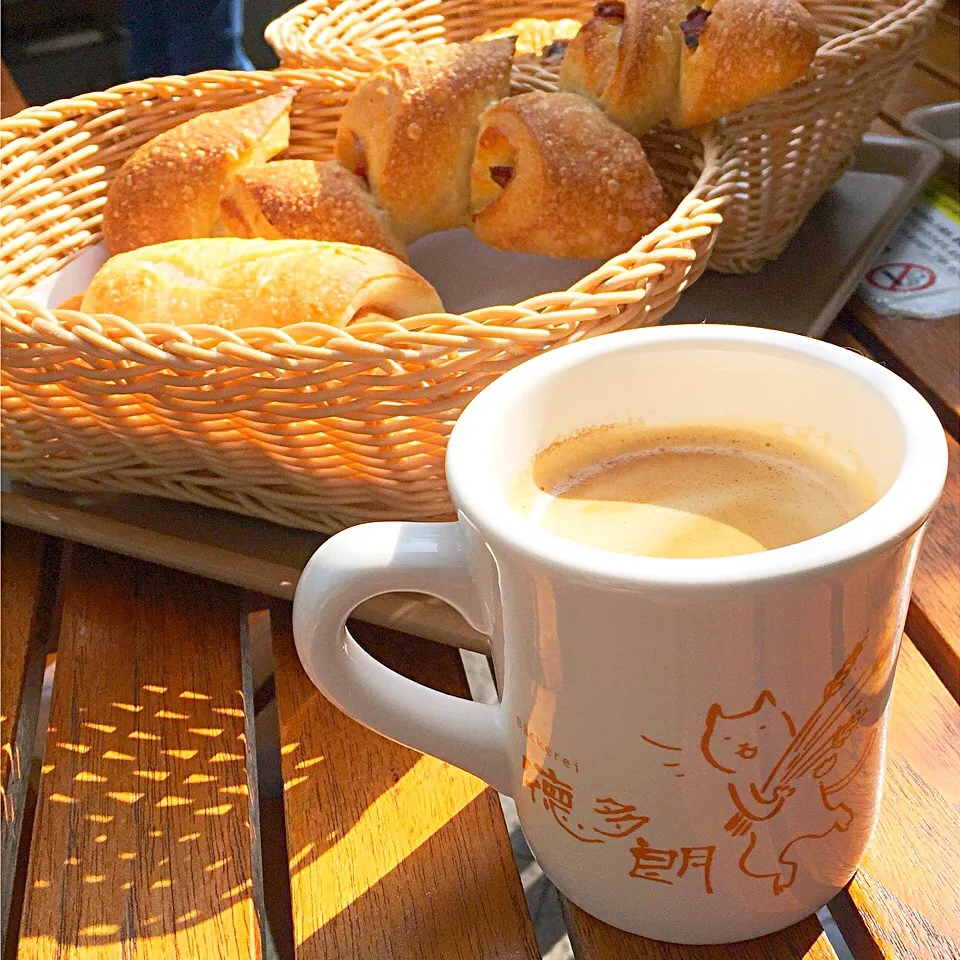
[17,546,263,959]
[560,899,838,960]
[920,12,960,84]
[880,62,960,129]
[906,430,960,700]
[1,527,61,950]
[844,302,960,443]
[827,326,960,696]
[269,604,540,960]
[868,117,904,136]
[829,637,960,959]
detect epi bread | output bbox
[80,238,443,329]
[559,0,818,135]
[334,38,515,241]
[470,92,668,259]
[102,90,296,254]
[218,160,408,261]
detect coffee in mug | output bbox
[511,421,879,558]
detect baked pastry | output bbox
[56,294,85,310]
[335,38,515,241]
[470,92,668,259]
[559,0,818,135]
[560,0,684,137]
[102,90,297,255]
[676,0,819,129]
[476,17,582,56]
[218,160,408,261]
[80,238,443,329]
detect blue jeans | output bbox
[124,0,254,79]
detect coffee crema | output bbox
[511,422,877,559]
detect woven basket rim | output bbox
[264,0,942,67]
[815,0,943,57]
[1,67,726,366]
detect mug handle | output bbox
[292,521,514,797]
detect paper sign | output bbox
[858,172,960,320]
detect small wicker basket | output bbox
[267,0,944,272]
[1,59,724,532]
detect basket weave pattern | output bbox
[268,0,943,272]
[1,58,723,531]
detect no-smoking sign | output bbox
[866,262,936,293]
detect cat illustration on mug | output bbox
[700,689,872,895]
[644,639,880,896]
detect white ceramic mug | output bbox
[293,326,947,944]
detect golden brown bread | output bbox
[80,238,443,329]
[334,38,515,242]
[470,92,668,259]
[102,90,296,255]
[676,0,819,128]
[56,294,85,310]
[560,0,684,138]
[476,17,582,55]
[559,0,818,135]
[218,160,408,261]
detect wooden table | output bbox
[2,17,959,960]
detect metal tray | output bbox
[902,101,960,166]
[664,134,942,337]
[1,476,488,651]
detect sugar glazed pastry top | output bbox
[470,92,668,259]
[334,38,515,241]
[560,0,819,136]
[219,160,408,261]
[102,90,296,254]
[475,17,583,55]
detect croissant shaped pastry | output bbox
[560,0,818,136]
[470,92,668,259]
[335,38,515,241]
[102,90,297,254]
[219,160,408,261]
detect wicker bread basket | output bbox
[267,0,944,272]
[1,60,724,532]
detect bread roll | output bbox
[676,0,819,128]
[559,0,817,135]
[470,92,668,260]
[334,38,515,242]
[56,294,85,310]
[80,238,443,329]
[102,90,296,255]
[560,0,684,137]
[218,160,408,261]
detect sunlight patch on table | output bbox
[290,753,485,943]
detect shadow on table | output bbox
[18,648,260,949]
